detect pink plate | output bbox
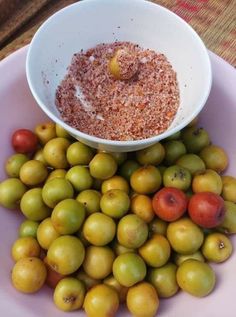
[0,46,236,317]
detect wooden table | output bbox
[0,0,235,66]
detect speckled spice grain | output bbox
[55,42,180,141]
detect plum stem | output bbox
[219,241,225,249]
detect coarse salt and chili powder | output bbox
[55,42,180,141]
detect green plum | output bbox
[199,145,228,173]
[19,220,39,238]
[82,212,116,246]
[43,137,70,169]
[192,169,222,195]
[119,160,141,181]
[51,199,86,234]
[83,246,115,279]
[5,153,29,177]
[163,165,191,191]
[100,189,130,218]
[112,240,136,256]
[76,269,101,290]
[0,178,27,209]
[218,201,236,234]
[149,218,168,236]
[201,232,233,263]
[163,140,186,166]
[181,127,210,153]
[89,153,117,180]
[34,122,56,145]
[174,251,205,266]
[46,169,67,182]
[20,188,51,221]
[42,178,74,208]
[176,260,216,297]
[103,274,129,303]
[66,166,93,192]
[136,143,165,165]
[167,218,204,254]
[176,154,206,175]
[126,282,159,317]
[108,151,127,165]
[117,214,148,249]
[37,217,60,250]
[83,284,119,317]
[130,165,162,194]
[66,141,94,166]
[47,235,85,275]
[101,175,129,194]
[221,176,236,203]
[20,160,48,186]
[53,277,85,312]
[112,253,146,287]
[76,189,101,215]
[55,124,72,139]
[139,234,171,267]
[148,262,179,298]
[33,149,48,166]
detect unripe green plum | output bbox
[0,178,27,209]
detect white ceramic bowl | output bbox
[26,0,212,152]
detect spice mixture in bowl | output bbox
[26,0,212,152]
[55,42,180,141]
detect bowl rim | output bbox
[26,0,212,146]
